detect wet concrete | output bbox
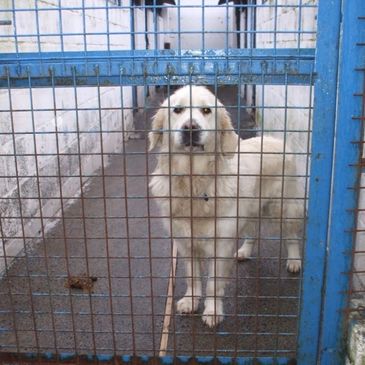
[0,139,169,356]
[0,86,300,359]
[167,245,299,358]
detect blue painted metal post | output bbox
[319,0,365,363]
[296,0,342,363]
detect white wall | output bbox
[0,0,137,272]
[165,0,236,50]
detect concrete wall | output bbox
[0,0,139,272]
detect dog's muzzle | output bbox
[180,120,203,148]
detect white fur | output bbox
[149,86,302,327]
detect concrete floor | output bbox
[0,86,300,359]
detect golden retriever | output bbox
[149,85,302,327]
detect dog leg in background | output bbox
[176,240,202,314]
[283,200,302,273]
[284,218,302,273]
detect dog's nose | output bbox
[181,119,202,146]
[182,119,200,130]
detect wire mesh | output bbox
[0,0,318,362]
[347,46,365,322]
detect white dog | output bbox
[149,85,302,327]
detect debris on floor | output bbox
[65,274,98,292]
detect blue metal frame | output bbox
[298,0,365,364]
[0,352,294,365]
[297,1,342,363]
[0,49,315,88]
[319,1,365,363]
[0,1,362,363]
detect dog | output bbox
[148,85,302,327]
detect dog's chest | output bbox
[150,162,237,219]
[170,176,213,217]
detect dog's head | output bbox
[149,86,237,158]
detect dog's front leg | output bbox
[176,240,202,314]
[202,240,234,327]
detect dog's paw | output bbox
[236,240,254,261]
[235,246,252,261]
[176,296,199,314]
[202,308,224,327]
[286,259,301,274]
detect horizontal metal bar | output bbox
[0,235,305,241]
[0,30,316,38]
[0,4,317,11]
[0,329,297,336]
[0,196,308,201]
[0,353,294,365]
[0,49,315,87]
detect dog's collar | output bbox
[193,193,209,201]
[202,193,209,202]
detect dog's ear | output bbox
[148,103,166,151]
[219,105,238,159]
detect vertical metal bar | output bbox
[213,72,219,357]
[296,0,342,363]
[177,0,181,55]
[187,80,196,357]
[72,67,98,355]
[225,1,229,52]
[57,0,64,54]
[95,68,117,355]
[253,67,265,358]
[1,68,22,355]
[0,208,20,353]
[105,0,111,57]
[294,70,314,353]
[27,69,58,353]
[273,0,278,52]
[10,0,19,55]
[153,0,158,50]
[34,0,42,53]
[233,63,243,358]
[57,0,66,71]
[319,1,365,363]
[297,0,303,54]
[6,68,41,360]
[202,0,205,52]
[119,78,137,355]
[143,77,157,357]
[81,0,87,52]
[274,71,288,356]
[50,68,78,352]
[166,79,177,357]
[129,1,137,112]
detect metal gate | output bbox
[0,1,364,364]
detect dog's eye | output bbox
[173,107,184,114]
[202,107,212,115]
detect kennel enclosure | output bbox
[0,1,364,364]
